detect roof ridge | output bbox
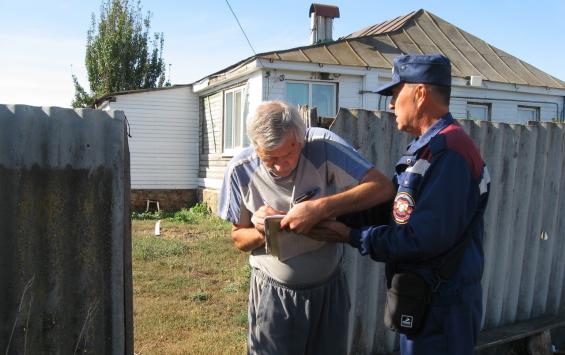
[343,9,424,39]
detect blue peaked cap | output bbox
[376,54,452,96]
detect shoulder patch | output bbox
[393,192,415,224]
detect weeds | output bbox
[131,202,211,223]
[191,290,211,302]
[133,236,189,261]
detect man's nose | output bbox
[274,162,286,172]
[276,158,292,171]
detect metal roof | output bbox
[93,84,192,108]
[343,10,417,38]
[226,9,565,89]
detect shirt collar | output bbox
[406,113,454,155]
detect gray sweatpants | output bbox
[247,267,351,355]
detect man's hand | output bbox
[308,220,351,243]
[251,205,286,235]
[280,200,324,235]
[281,168,394,235]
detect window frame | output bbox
[222,85,247,155]
[286,80,338,117]
[518,105,540,123]
[466,102,492,121]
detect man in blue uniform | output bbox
[309,54,490,355]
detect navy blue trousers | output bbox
[400,283,482,355]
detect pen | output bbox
[293,187,320,204]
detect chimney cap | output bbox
[309,3,340,18]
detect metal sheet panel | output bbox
[331,108,565,354]
[0,105,132,355]
[250,10,565,89]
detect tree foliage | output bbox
[72,0,167,108]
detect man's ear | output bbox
[413,84,427,108]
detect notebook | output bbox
[264,215,325,261]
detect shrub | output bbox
[131,203,210,223]
[188,202,209,216]
[131,210,172,220]
[168,203,210,223]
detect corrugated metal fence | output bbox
[331,108,565,354]
[0,105,132,354]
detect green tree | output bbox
[72,0,167,108]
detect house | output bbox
[95,85,200,210]
[194,6,565,210]
[96,5,565,211]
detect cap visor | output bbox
[375,80,401,96]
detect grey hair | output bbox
[247,101,306,150]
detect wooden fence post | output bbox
[298,105,318,127]
[526,330,552,355]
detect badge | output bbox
[393,192,415,224]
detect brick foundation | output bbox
[131,189,197,211]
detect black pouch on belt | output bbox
[384,271,431,336]
[383,208,485,337]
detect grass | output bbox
[132,205,249,354]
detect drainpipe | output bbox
[562,96,565,122]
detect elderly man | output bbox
[218,100,394,355]
[310,55,490,355]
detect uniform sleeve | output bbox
[349,150,480,263]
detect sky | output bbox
[1,0,564,108]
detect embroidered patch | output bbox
[393,192,415,224]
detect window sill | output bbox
[222,146,248,158]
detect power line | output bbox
[224,0,258,56]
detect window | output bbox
[467,102,491,121]
[287,82,337,117]
[223,86,248,153]
[518,106,540,123]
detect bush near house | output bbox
[132,205,248,354]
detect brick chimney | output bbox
[309,3,340,44]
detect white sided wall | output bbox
[261,67,562,124]
[246,71,264,121]
[449,86,563,123]
[197,61,564,194]
[198,71,264,190]
[263,70,363,110]
[105,86,199,189]
[371,68,564,123]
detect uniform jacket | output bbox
[350,113,490,292]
